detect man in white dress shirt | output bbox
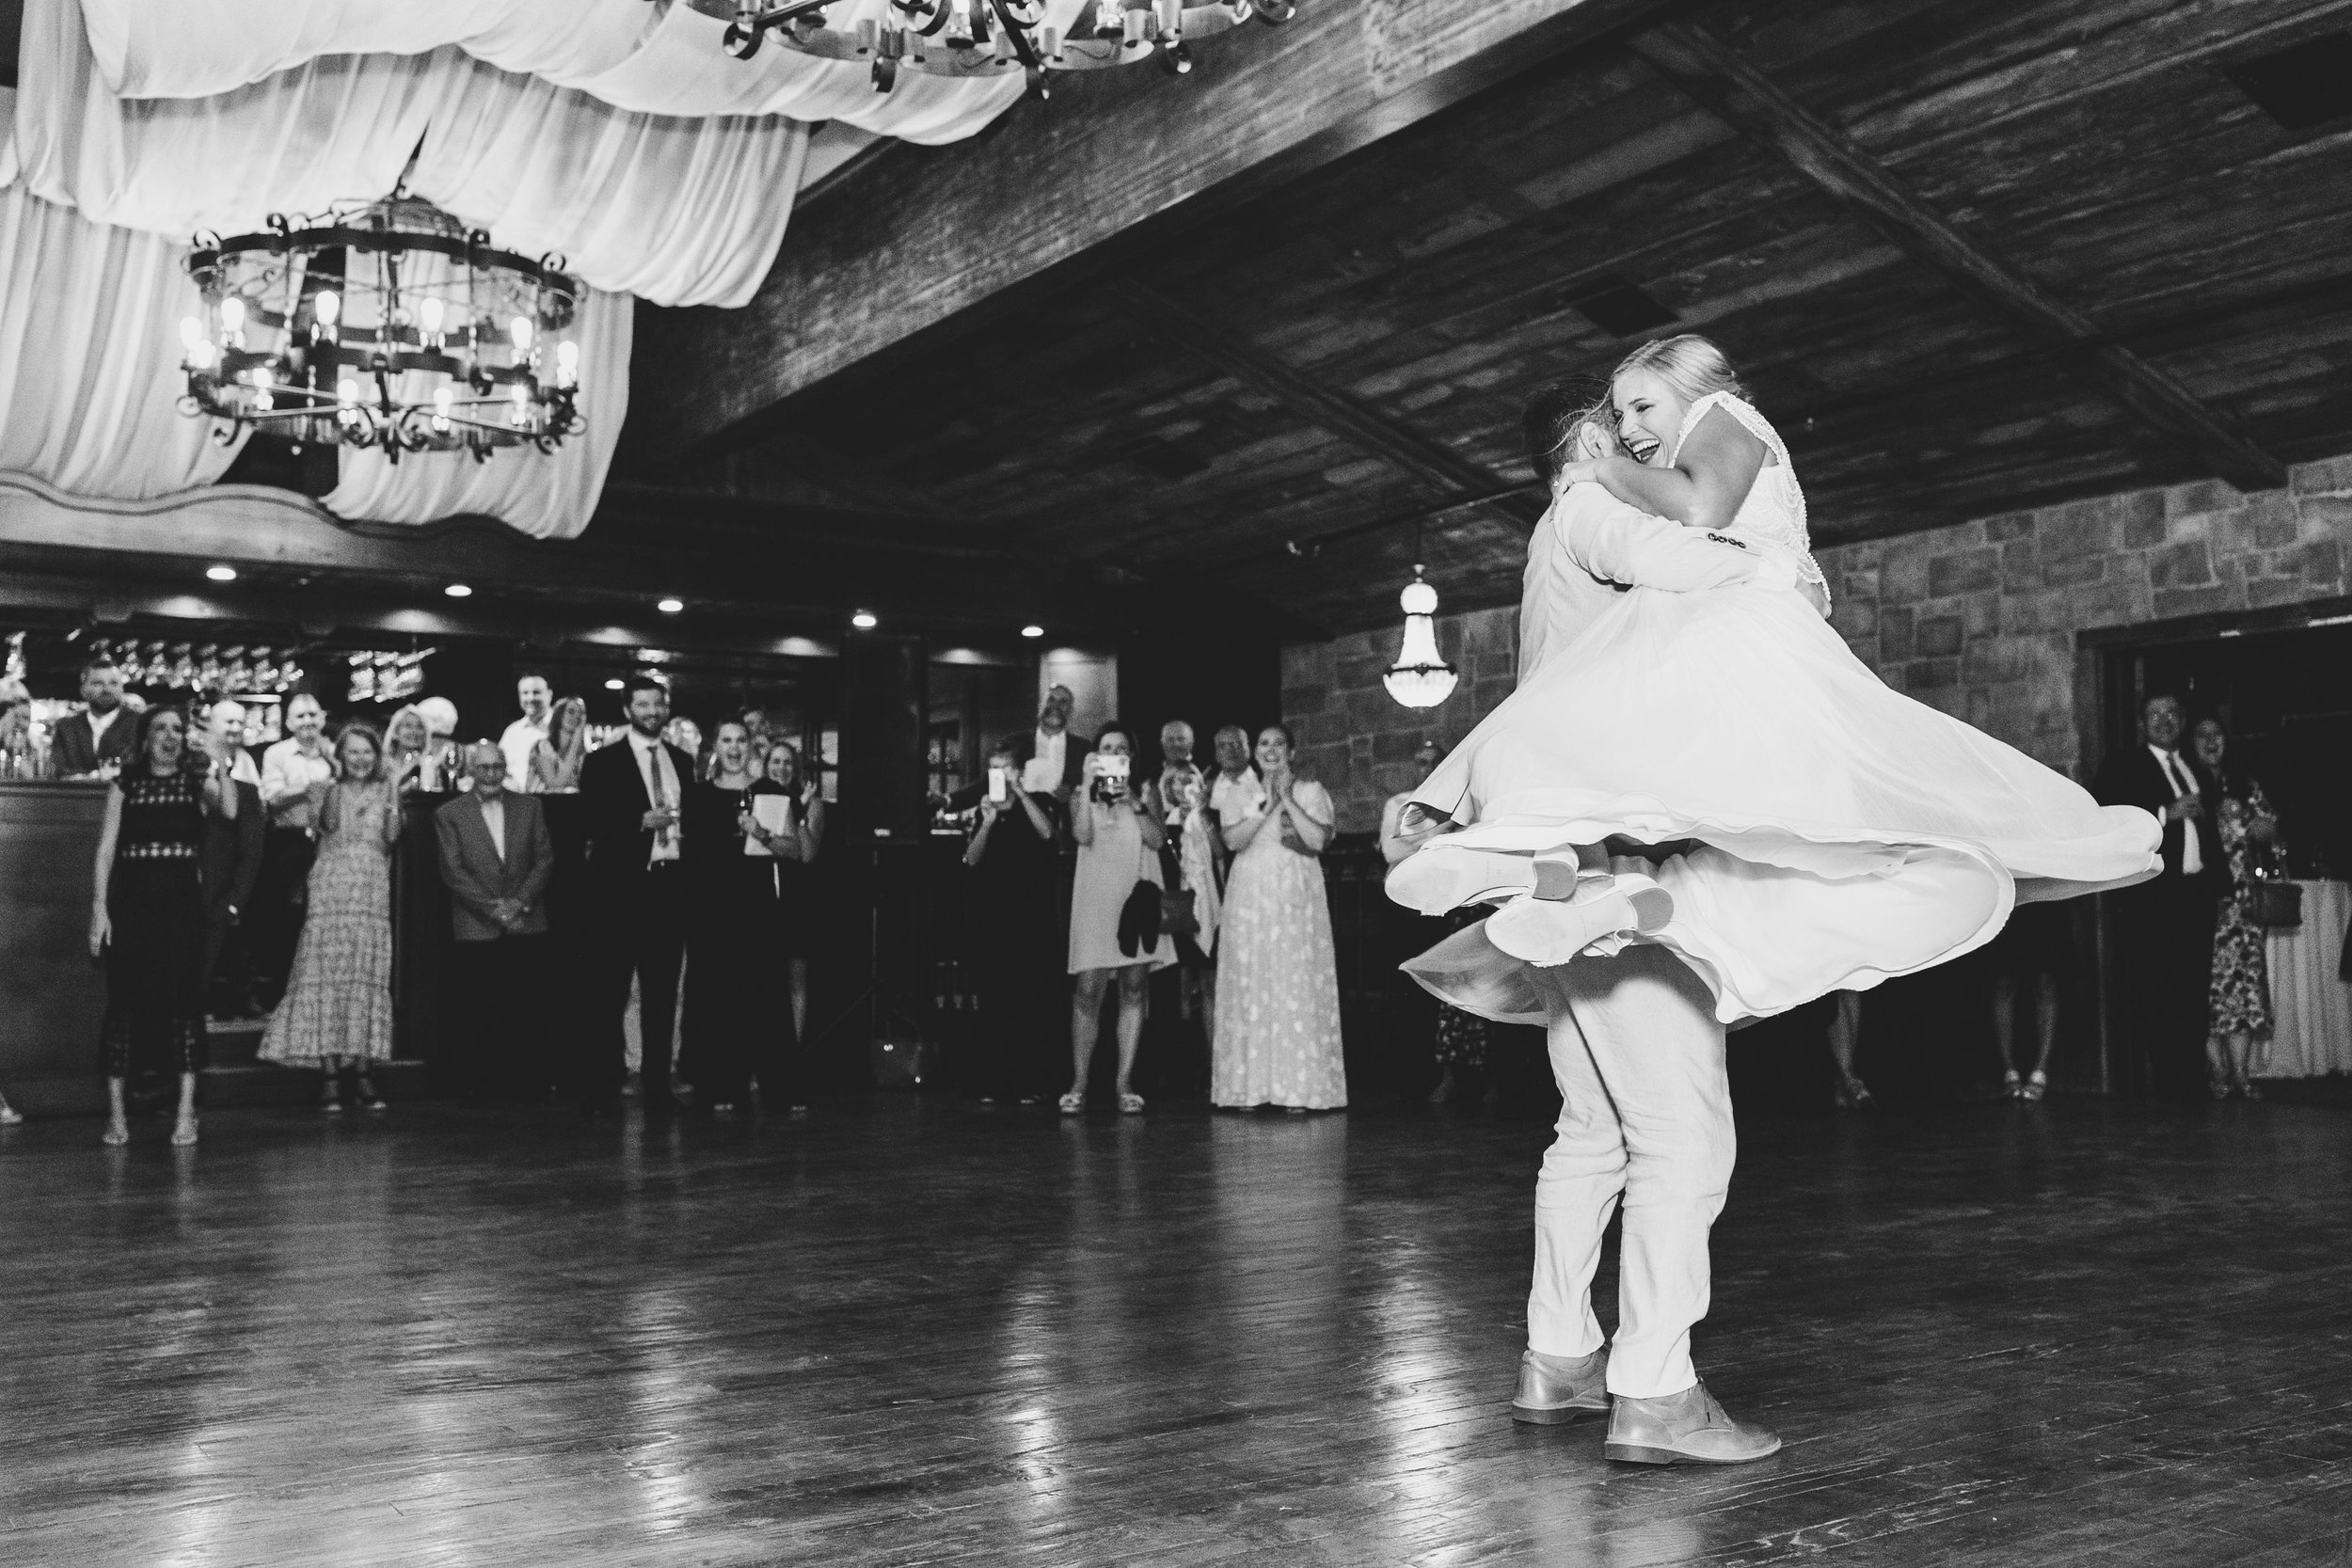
[254,692,335,1007]
[1020,685,1088,800]
[499,673,554,792]
[46,657,134,777]
[578,675,696,1113]
[1406,380,1785,1466]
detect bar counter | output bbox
[0,780,110,1114]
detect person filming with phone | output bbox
[1060,723,1172,1115]
[961,736,1067,1104]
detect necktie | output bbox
[2161,752,2203,876]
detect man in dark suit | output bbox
[2093,691,2227,1099]
[436,741,557,1102]
[48,657,135,777]
[577,674,695,1113]
[197,699,265,1017]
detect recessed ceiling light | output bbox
[205,564,237,582]
[604,677,625,690]
[657,597,684,614]
[851,610,879,629]
[1021,624,1044,639]
[444,583,472,598]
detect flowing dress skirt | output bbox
[1402,581,2161,1025]
[260,834,395,1063]
[1213,832,1347,1109]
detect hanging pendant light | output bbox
[1383,557,1457,709]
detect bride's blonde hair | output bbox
[1613,334,1747,405]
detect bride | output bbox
[1391,335,2162,1025]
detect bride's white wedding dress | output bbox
[1394,391,2162,1025]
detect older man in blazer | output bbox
[436,740,555,1102]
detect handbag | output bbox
[1117,825,1168,958]
[1156,838,1200,936]
[2248,878,2302,929]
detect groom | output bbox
[1453,379,1782,1465]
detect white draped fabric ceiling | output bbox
[0,0,1025,538]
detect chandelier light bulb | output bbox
[1021,624,1044,639]
[337,377,359,406]
[180,316,206,352]
[509,383,531,426]
[312,289,340,328]
[657,597,685,614]
[251,362,275,413]
[219,296,245,334]
[418,296,445,341]
[555,339,580,388]
[432,385,454,431]
[509,315,535,356]
[851,610,879,629]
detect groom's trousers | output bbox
[1527,943,1733,1399]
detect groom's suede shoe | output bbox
[1604,1381,1782,1465]
[1510,1347,1610,1424]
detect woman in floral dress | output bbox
[1212,724,1346,1111]
[2192,719,2279,1099]
[260,720,410,1110]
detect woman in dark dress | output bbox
[963,736,1067,1104]
[88,705,234,1147]
[761,739,825,1059]
[684,721,772,1116]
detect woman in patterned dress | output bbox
[1213,724,1347,1111]
[259,720,410,1111]
[88,705,235,1146]
[2192,719,2280,1099]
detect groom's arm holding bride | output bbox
[1550,420,1793,596]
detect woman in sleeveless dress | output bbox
[1213,724,1347,1110]
[88,705,235,1146]
[1392,336,2162,1026]
[259,721,408,1109]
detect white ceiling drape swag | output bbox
[76,0,1026,144]
[0,167,250,499]
[0,0,1021,539]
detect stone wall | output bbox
[1283,452,2352,833]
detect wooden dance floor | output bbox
[4,1092,2348,1566]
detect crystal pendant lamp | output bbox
[1383,562,1457,709]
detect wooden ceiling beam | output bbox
[1625,21,2290,493]
[1103,278,1544,535]
[629,0,1691,465]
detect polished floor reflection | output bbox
[3,1092,2347,1566]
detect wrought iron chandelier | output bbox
[179,198,585,462]
[718,0,1295,94]
[1384,562,1457,710]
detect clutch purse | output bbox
[2249,879,2302,929]
[1118,878,1163,957]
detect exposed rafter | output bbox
[1624,21,2289,492]
[1103,278,1542,535]
[629,0,1690,463]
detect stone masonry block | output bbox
[1843,568,1881,601]
[2035,500,2116,562]
[2070,581,2151,628]
[2146,540,2215,590]
[1282,641,1335,686]
[1335,646,1389,692]
[2001,542,2040,591]
[2041,555,2106,589]
[2301,539,2344,588]
[1984,512,2034,543]
[2291,453,2352,494]
[2153,582,2245,621]
[2246,576,2320,610]
[2299,494,2352,532]
[1915,614,1964,657]
[1908,656,1962,689]
[1880,541,1933,603]
[1286,683,1331,717]
[2166,477,2242,517]
[2121,496,2168,550]
[1929,546,2002,597]
[2219,490,2299,555]
[1879,604,1916,661]
[1832,598,1879,639]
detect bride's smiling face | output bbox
[1612,367,1687,467]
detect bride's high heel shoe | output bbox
[1388,844,1607,916]
[1485,874,1673,967]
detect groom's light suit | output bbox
[1516,484,1784,1398]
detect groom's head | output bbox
[1525,375,1613,491]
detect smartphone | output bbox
[987,765,1009,804]
[1096,754,1130,783]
